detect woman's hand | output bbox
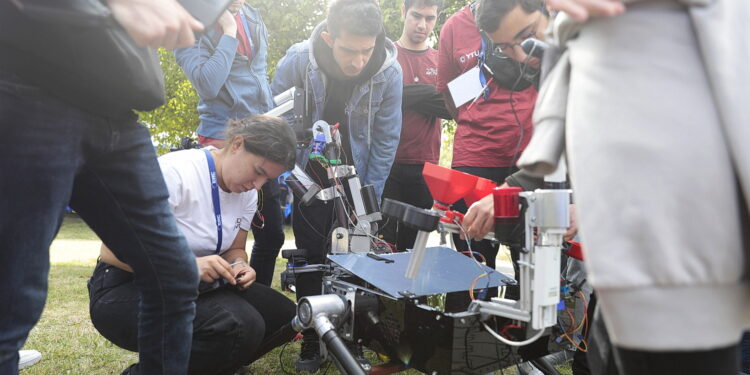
[217,10,238,37]
[196,255,236,285]
[231,261,256,290]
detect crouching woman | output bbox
[88,115,298,375]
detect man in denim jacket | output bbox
[271,0,402,370]
[175,1,285,288]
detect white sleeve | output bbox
[239,190,258,232]
[158,159,184,212]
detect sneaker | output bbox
[515,361,543,375]
[18,350,42,370]
[295,334,322,373]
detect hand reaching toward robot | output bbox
[463,188,579,241]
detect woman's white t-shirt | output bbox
[158,148,257,257]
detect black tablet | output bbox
[178,0,234,28]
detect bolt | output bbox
[336,233,344,239]
[435,315,441,321]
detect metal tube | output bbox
[405,230,430,279]
[321,328,366,375]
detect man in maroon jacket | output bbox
[382,0,450,252]
[437,0,546,272]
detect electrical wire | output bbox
[278,341,294,375]
[559,329,588,352]
[469,272,488,300]
[295,198,327,240]
[482,321,546,346]
[498,324,524,338]
[579,290,590,340]
[569,307,586,334]
[461,250,487,263]
[454,217,493,297]
[505,52,535,178]
[555,291,590,351]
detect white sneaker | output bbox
[18,350,42,370]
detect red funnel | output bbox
[422,163,478,205]
[464,177,496,207]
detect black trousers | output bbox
[291,197,336,301]
[575,295,741,375]
[250,179,285,287]
[613,344,739,375]
[381,163,435,252]
[88,262,296,375]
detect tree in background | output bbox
[141,0,469,157]
[139,50,199,154]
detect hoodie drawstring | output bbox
[367,80,373,147]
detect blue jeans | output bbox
[0,70,198,375]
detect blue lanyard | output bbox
[478,37,491,100]
[239,10,255,58]
[202,149,223,254]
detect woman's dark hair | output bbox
[327,0,383,37]
[224,115,297,171]
[477,0,545,33]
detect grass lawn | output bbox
[23,215,572,374]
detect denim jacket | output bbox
[174,5,273,139]
[271,22,403,200]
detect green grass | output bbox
[55,215,99,241]
[55,214,295,242]
[28,218,572,374]
[23,262,138,374]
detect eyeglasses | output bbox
[493,30,537,53]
